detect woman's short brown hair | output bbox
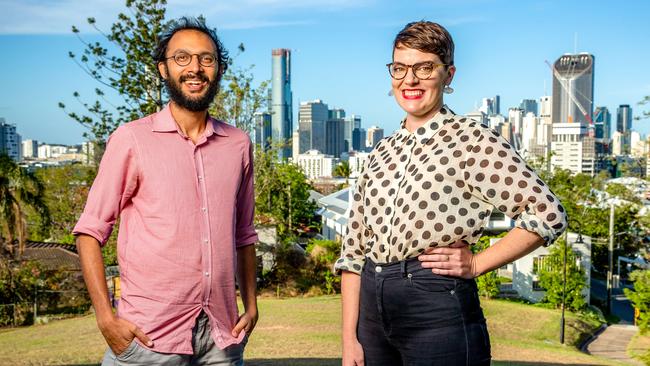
[393,21,455,66]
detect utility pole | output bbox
[607,203,614,314]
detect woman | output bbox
[335,21,567,366]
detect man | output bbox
[74,17,258,365]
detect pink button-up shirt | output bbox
[73,104,257,354]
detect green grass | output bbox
[0,296,628,366]
[628,331,650,365]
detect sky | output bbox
[0,0,649,145]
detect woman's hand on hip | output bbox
[343,338,365,366]
[418,240,478,279]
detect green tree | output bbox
[254,147,319,237]
[59,0,168,163]
[624,270,650,333]
[538,240,587,311]
[333,161,351,179]
[471,234,503,299]
[23,165,96,243]
[211,44,269,132]
[0,154,50,259]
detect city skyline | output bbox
[0,0,648,145]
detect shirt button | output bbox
[203,239,209,244]
[375,266,382,273]
[201,207,207,212]
[198,175,203,180]
[204,272,210,277]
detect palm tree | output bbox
[333,161,351,179]
[0,154,50,259]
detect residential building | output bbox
[22,139,38,159]
[295,150,337,179]
[0,118,21,161]
[271,48,293,159]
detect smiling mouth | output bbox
[184,79,207,92]
[402,89,424,99]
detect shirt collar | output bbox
[397,105,456,143]
[151,103,229,137]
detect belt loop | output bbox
[400,260,407,277]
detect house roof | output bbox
[22,241,81,271]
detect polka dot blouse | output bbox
[334,106,568,275]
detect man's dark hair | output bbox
[153,16,229,72]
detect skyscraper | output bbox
[253,112,272,151]
[551,53,594,125]
[550,53,597,175]
[344,115,361,152]
[367,126,384,150]
[271,49,293,160]
[519,99,538,116]
[616,104,632,154]
[594,106,611,140]
[325,118,345,158]
[298,100,328,154]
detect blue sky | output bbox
[0,0,649,145]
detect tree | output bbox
[254,147,319,237]
[538,240,587,312]
[210,44,269,132]
[59,0,168,163]
[333,161,351,179]
[471,234,503,299]
[0,154,50,259]
[24,165,96,243]
[624,270,650,333]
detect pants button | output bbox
[375,266,382,273]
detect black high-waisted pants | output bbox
[357,258,491,366]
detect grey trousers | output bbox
[101,312,246,366]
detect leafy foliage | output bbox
[59,0,168,163]
[0,154,50,258]
[254,147,319,237]
[538,240,587,311]
[624,270,650,333]
[333,161,351,179]
[471,234,503,299]
[211,44,269,132]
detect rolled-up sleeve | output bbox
[462,124,567,244]
[235,139,258,247]
[72,126,139,245]
[334,157,373,275]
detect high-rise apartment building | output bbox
[271,49,293,160]
[22,139,38,159]
[326,118,345,158]
[0,118,21,161]
[550,53,597,175]
[478,95,500,116]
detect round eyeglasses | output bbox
[386,62,447,80]
[166,52,217,67]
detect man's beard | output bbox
[164,71,220,112]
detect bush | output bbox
[624,269,650,333]
[472,234,503,299]
[538,240,587,312]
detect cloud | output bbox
[0,0,372,34]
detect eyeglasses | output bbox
[166,52,217,67]
[386,62,447,80]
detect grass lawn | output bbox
[0,296,629,365]
[628,331,650,365]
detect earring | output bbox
[443,85,454,94]
[388,89,394,96]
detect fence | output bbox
[0,289,90,327]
